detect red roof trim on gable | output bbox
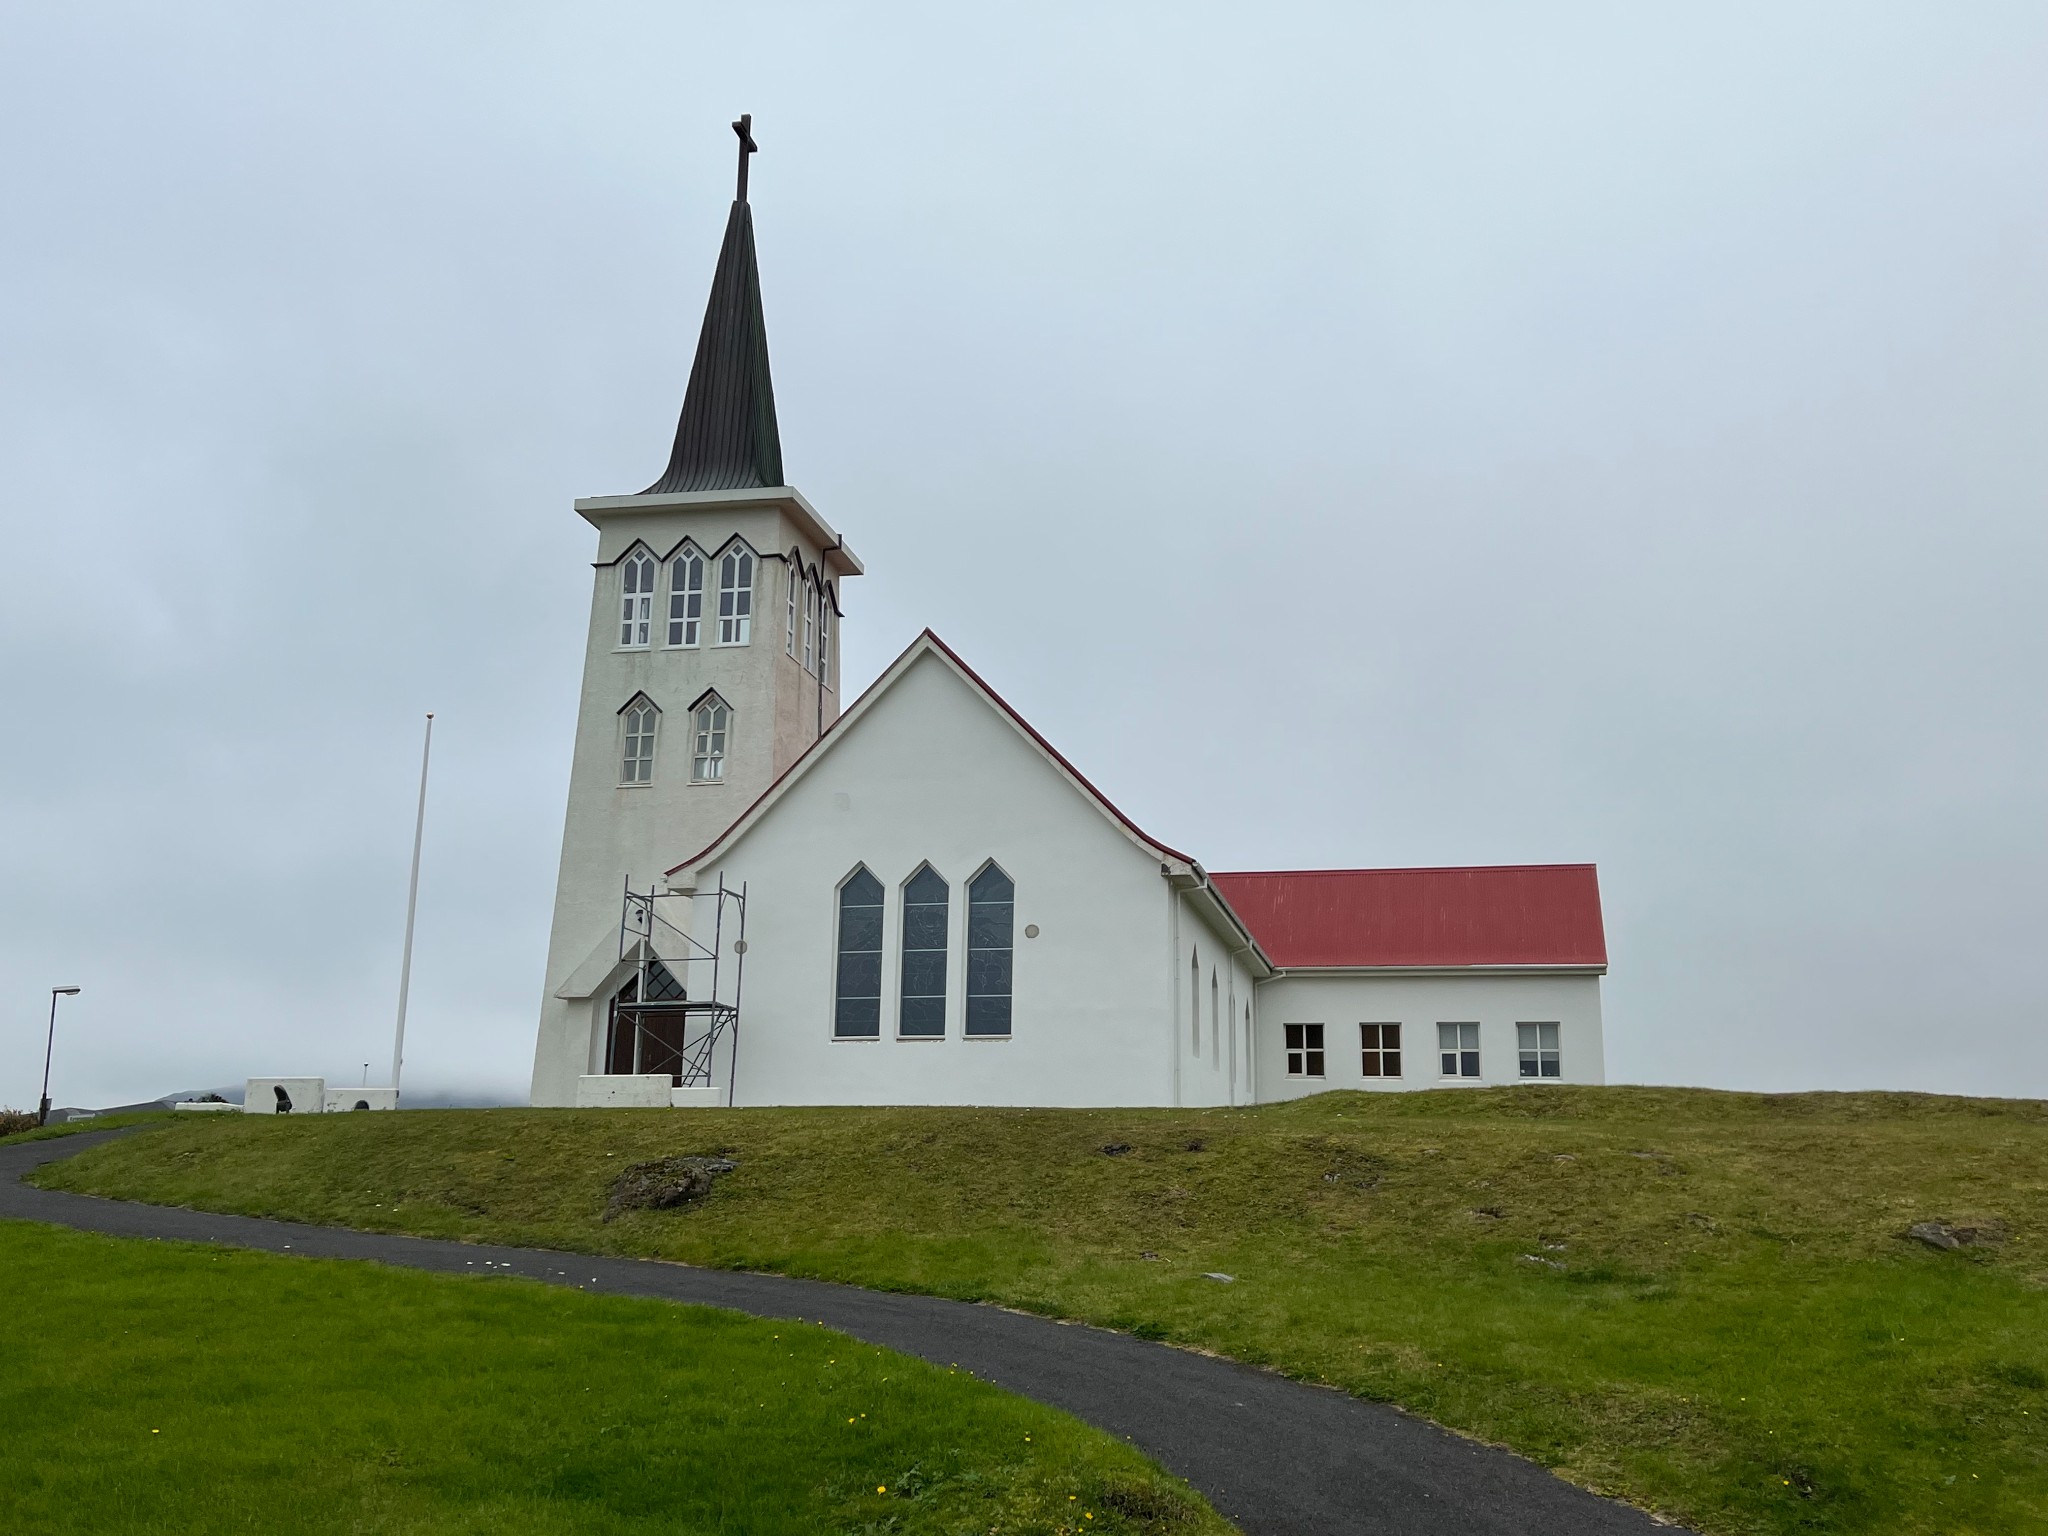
[1208,864,1606,971]
[666,629,1193,878]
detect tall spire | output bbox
[643,115,784,495]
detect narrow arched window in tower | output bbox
[666,545,705,647]
[899,864,949,1037]
[801,576,817,672]
[966,863,1014,1037]
[785,553,800,658]
[833,866,883,1039]
[1190,948,1201,1054]
[619,549,657,648]
[717,546,754,645]
[818,587,832,679]
[690,694,729,782]
[619,697,659,784]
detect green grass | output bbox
[38,1088,2048,1534]
[0,1219,1226,1534]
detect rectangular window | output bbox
[833,869,884,1038]
[965,865,1014,1037]
[717,548,753,645]
[1360,1023,1402,1078]
[1438,1022,1481,1078]
[618,552,656,648]
[1285,1023,1324,1078]
[620,702,657,784]
[898,865,949,1037]
[666,550,704,646]
[1518,1022,1561,1079]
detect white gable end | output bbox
[681,647,1189,1106]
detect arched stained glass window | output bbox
[899,864,949,1037]
[619,549,657,648]
[620,697,658,784]
[717,546,754,645]
[966,864,1014,1037]
[667,545,705,647]
[833,867,883,1039]
[690,694,729,782]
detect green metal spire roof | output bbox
[642,174,784,495]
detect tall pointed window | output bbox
[899,864,949,1037]
[818,589,832,679]
[1191,950,1201,1054]
[966,864,1014,1037]
[618,549,657,648]
[666,545,705,647]
[690,694,729,782]
[785,554,800,657]
[801,576,817,672]
[833,867,883,1039]
[620,697,659,784]
[717,546,754,645]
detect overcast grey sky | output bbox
[3,3,2043,1109]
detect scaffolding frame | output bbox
[611,874,747,1107]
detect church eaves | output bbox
[642,116,785,495]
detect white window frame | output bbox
[1518,1022,1562,1079]
[690,693,730,782]
[785,551,800,657]
[1285,1022,1325,1078]
[801,576,817,673]
[617,548,657,649]
[1439,1021,1481,1079]
[619,697,659,785]
[1360,1022,1402,1078]
[665,544,706,648]
[818,587,831,679]
[716,546,754,646]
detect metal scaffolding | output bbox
[610,874,747,1106]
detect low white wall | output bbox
[245,1077,324,1115]
[670,1085,726,1108]
[173,1101,239,1113]
[323,1087,399,1112]
[1252,972,1605,1101]
[576,1074,674,1108]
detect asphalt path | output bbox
[3,1129,1681,1535]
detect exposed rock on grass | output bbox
[1908,1218,2006,1251]
[603,1155,737,1222]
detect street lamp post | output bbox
[38,986,81,1127]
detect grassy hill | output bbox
[36,1085,2048,1534]
[0,1221,1223,1534]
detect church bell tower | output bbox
[531,116,862,1106]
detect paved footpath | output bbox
[4,1130,1681,1536]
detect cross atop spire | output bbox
[732,113,757,202]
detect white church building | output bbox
[530,124,1607,1111]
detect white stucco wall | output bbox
[1171,890,1261,1108]
[676,650,1195,1107]
[1251,971,1605,1101]
[532,488,856,1106]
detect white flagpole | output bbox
[391,713,434,1096]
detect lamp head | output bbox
[53,986,80,996]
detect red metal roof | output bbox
[1208,865,1606,970]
